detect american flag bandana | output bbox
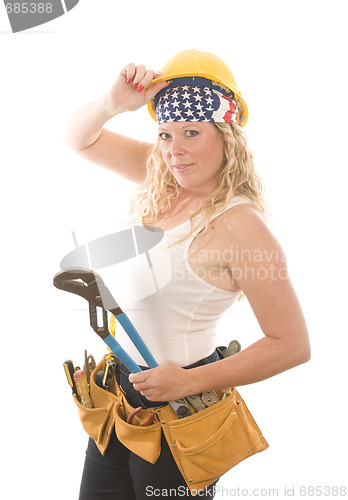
[153,77,238,124]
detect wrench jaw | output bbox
[53,268,122,315]
[53,268,98,298]
[53,267,118,340]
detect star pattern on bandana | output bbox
[156,85,229,123]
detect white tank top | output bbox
[110,196,251,367]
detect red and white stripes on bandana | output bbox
[153,77,238,124]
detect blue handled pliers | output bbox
[53,267,192,418]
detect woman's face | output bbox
[158,122,225,194]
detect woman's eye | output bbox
[186,130,198,137]
[159,132,171,140]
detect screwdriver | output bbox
[63,360,79,401]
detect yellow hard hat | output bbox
[147,49,248,127]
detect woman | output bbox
[66,49,310,500]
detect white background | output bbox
[1,1,347,498]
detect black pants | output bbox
[78,351,220,500]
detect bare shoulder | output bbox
[215,203,278,252]
[213,202,289,288]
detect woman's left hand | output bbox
[129,361,191,402]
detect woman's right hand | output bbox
[106,63,170,116]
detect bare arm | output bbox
[185,205,311,392]
[130,205,311,401]
[65,64,169,184]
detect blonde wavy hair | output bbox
[127,122,270,243]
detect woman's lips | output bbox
[172,163,194,171]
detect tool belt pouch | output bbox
[73,358,162,463]
[157,388,269,493]
[73,358,268,491]
[113,387,162,464]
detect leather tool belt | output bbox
[74,357,269,493]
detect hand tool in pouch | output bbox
[73,369,94,408]
[53,267,192,418]
[185,340,242,409]
[83,350,96,385]
[102,359,117,391]
[63,360,80,401]
[127,406,156,426]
